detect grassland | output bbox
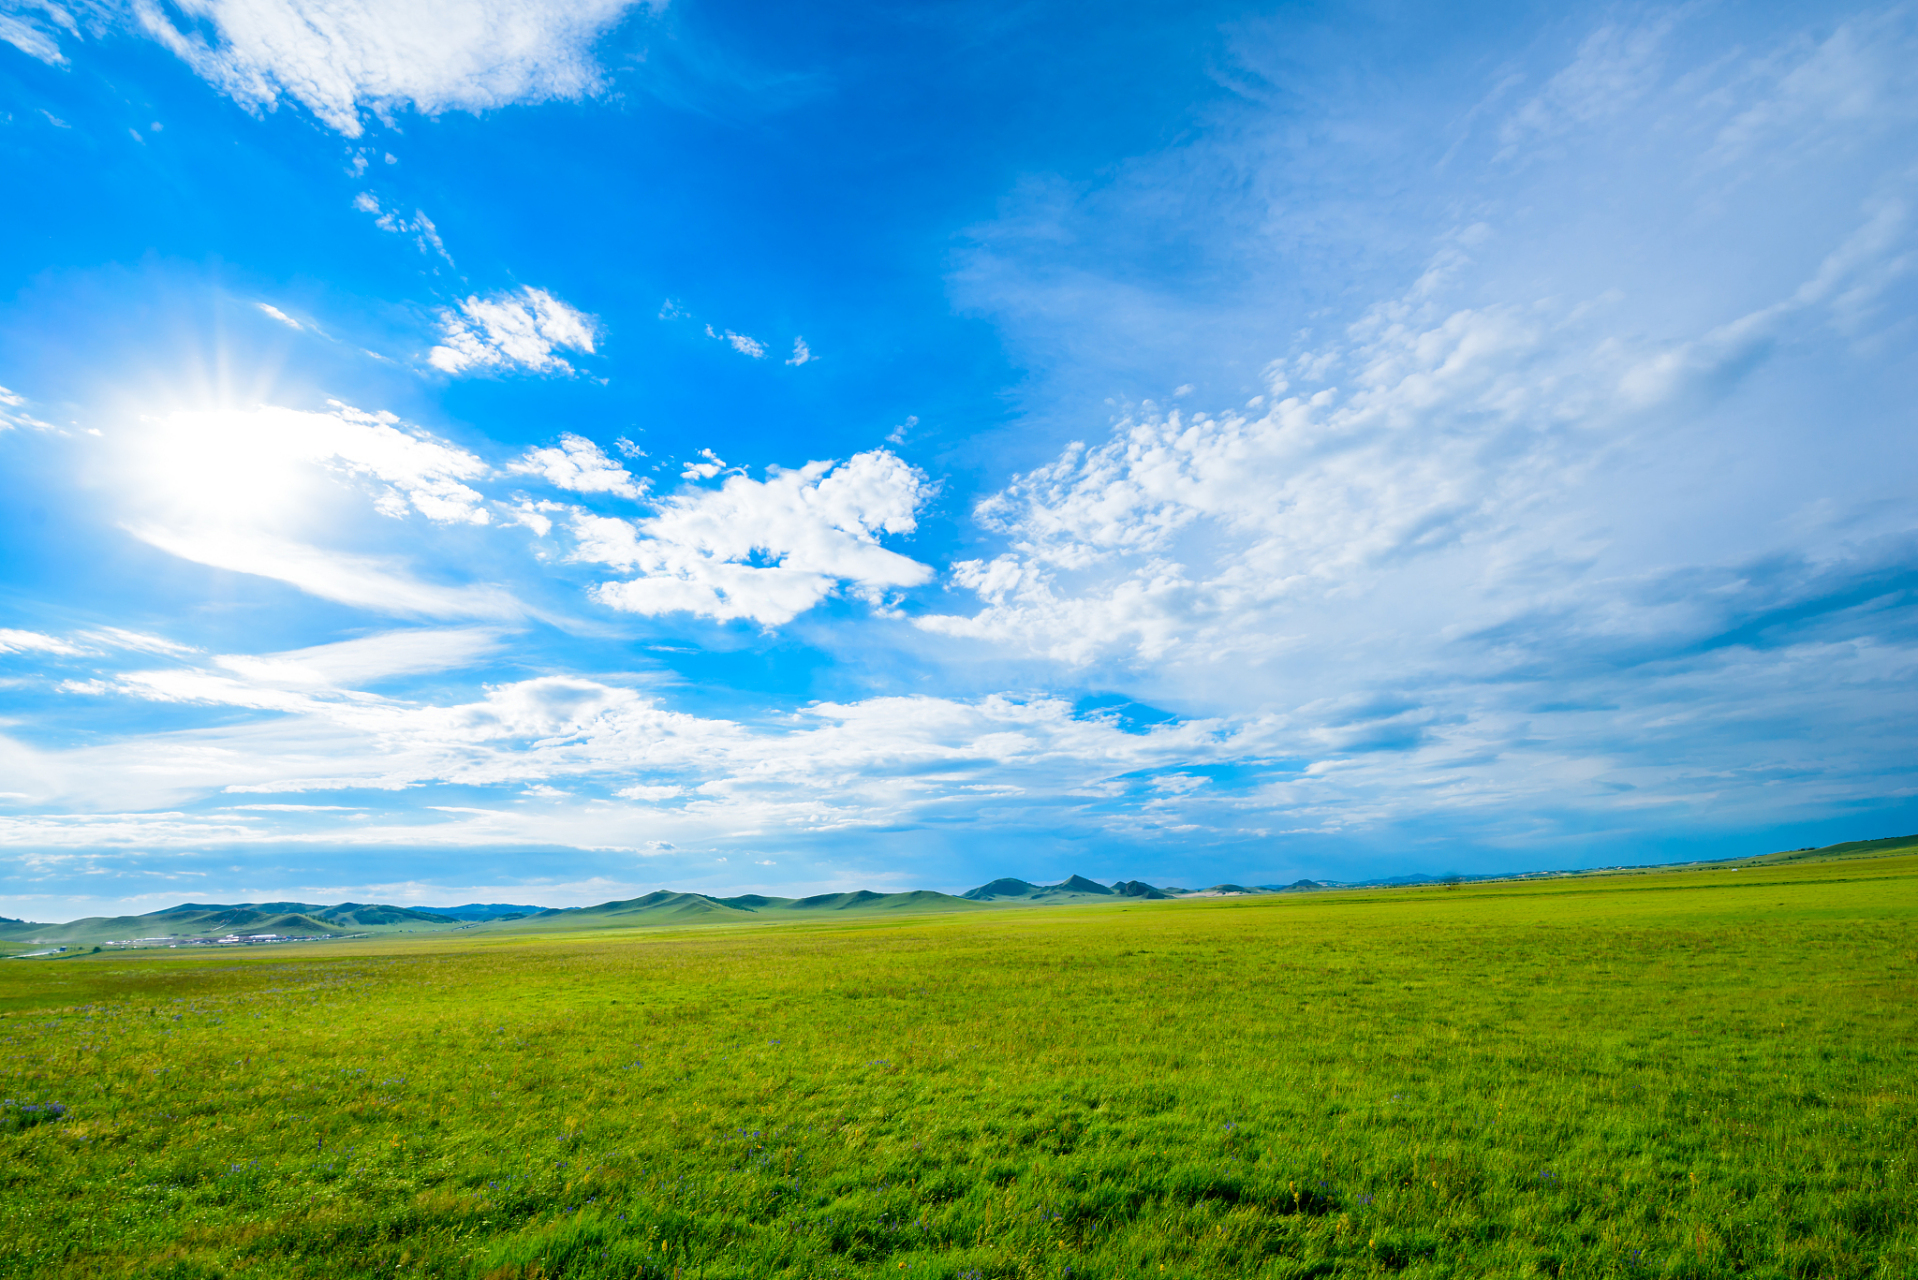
[1,854,1913,1279]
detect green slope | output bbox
[962,873,1121,903]
[482,888,988,933]
[1745,832,1918,864]
[0,901,462,950]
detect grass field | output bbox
[2,854,1914,1279]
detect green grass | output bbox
[1,856,1913,1279]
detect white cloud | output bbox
[0,629,84,657]
[786,336,813,366]
[0,384,57,432]
[79,627,200,656]
[615,783,683,800]
[213,627,506,689]
[19,658,1249,838]
[704,324,766,358]
[355,192,453,262]
[256,301,303,329]
[680,448,725,480]
[506,433,644,499]
[0,0,76,64]
[1496,18,1673,159]
[131,526,522,619]
[130,0,653,137]
[430,287,598,375]
[499,497,565,537]
[117,404,520,618]
[575,450,935,625]
[920,195,1917,667]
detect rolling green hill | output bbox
[960,873,1122,902]
[0,901,461,950]
[492,887,992,932]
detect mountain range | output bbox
[0,875,1287,949]
[7,835,1910,952]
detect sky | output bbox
[0,0,1914,920]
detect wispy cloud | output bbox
[117,404,518,617]
[0,0,77,65]
[704,324,765,358]
[129,0,654,137]
[0,629,85,656]
[429,287,598,375]
[0,384,58,433]
[354,192,453,263]
[255,301,303,330]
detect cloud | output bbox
[0,0,77,64]
[786,336,813,366]
[213,627,507,689]
[680,448,725,480]
[130,0,653,137]
[79,628,200,656]
[117,404,521,617]
[1496,18,1674,160]
[354,192,453,263]
[256,302,303,329]
[506,433,644,499]
[0,384,57,432]
[429,287,598,375]
[126,527,524,617]
[140,403,493,526]
[574,450,934,625]
[922,195,1915,667]
[616,783,683,800]
[23,656,1253,838]
[0,629,85,656]
[704,324,765,358]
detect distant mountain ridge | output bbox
[8,834,1912,950]
[414,903,543,921]
[0,900,465,948]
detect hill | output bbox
[414,902,543,921]
[0,901,462,950]
[961,874,1124,902]
[483,887,992,933]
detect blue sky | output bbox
[1,0,1914,919]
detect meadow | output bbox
[1,854,1913,1279]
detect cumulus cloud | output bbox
[573,450,934,625]
[680,448,725,480]
[506,433,644,499]
[130,0,652,137]
[429,287,598,375]
[786,336,813,366]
